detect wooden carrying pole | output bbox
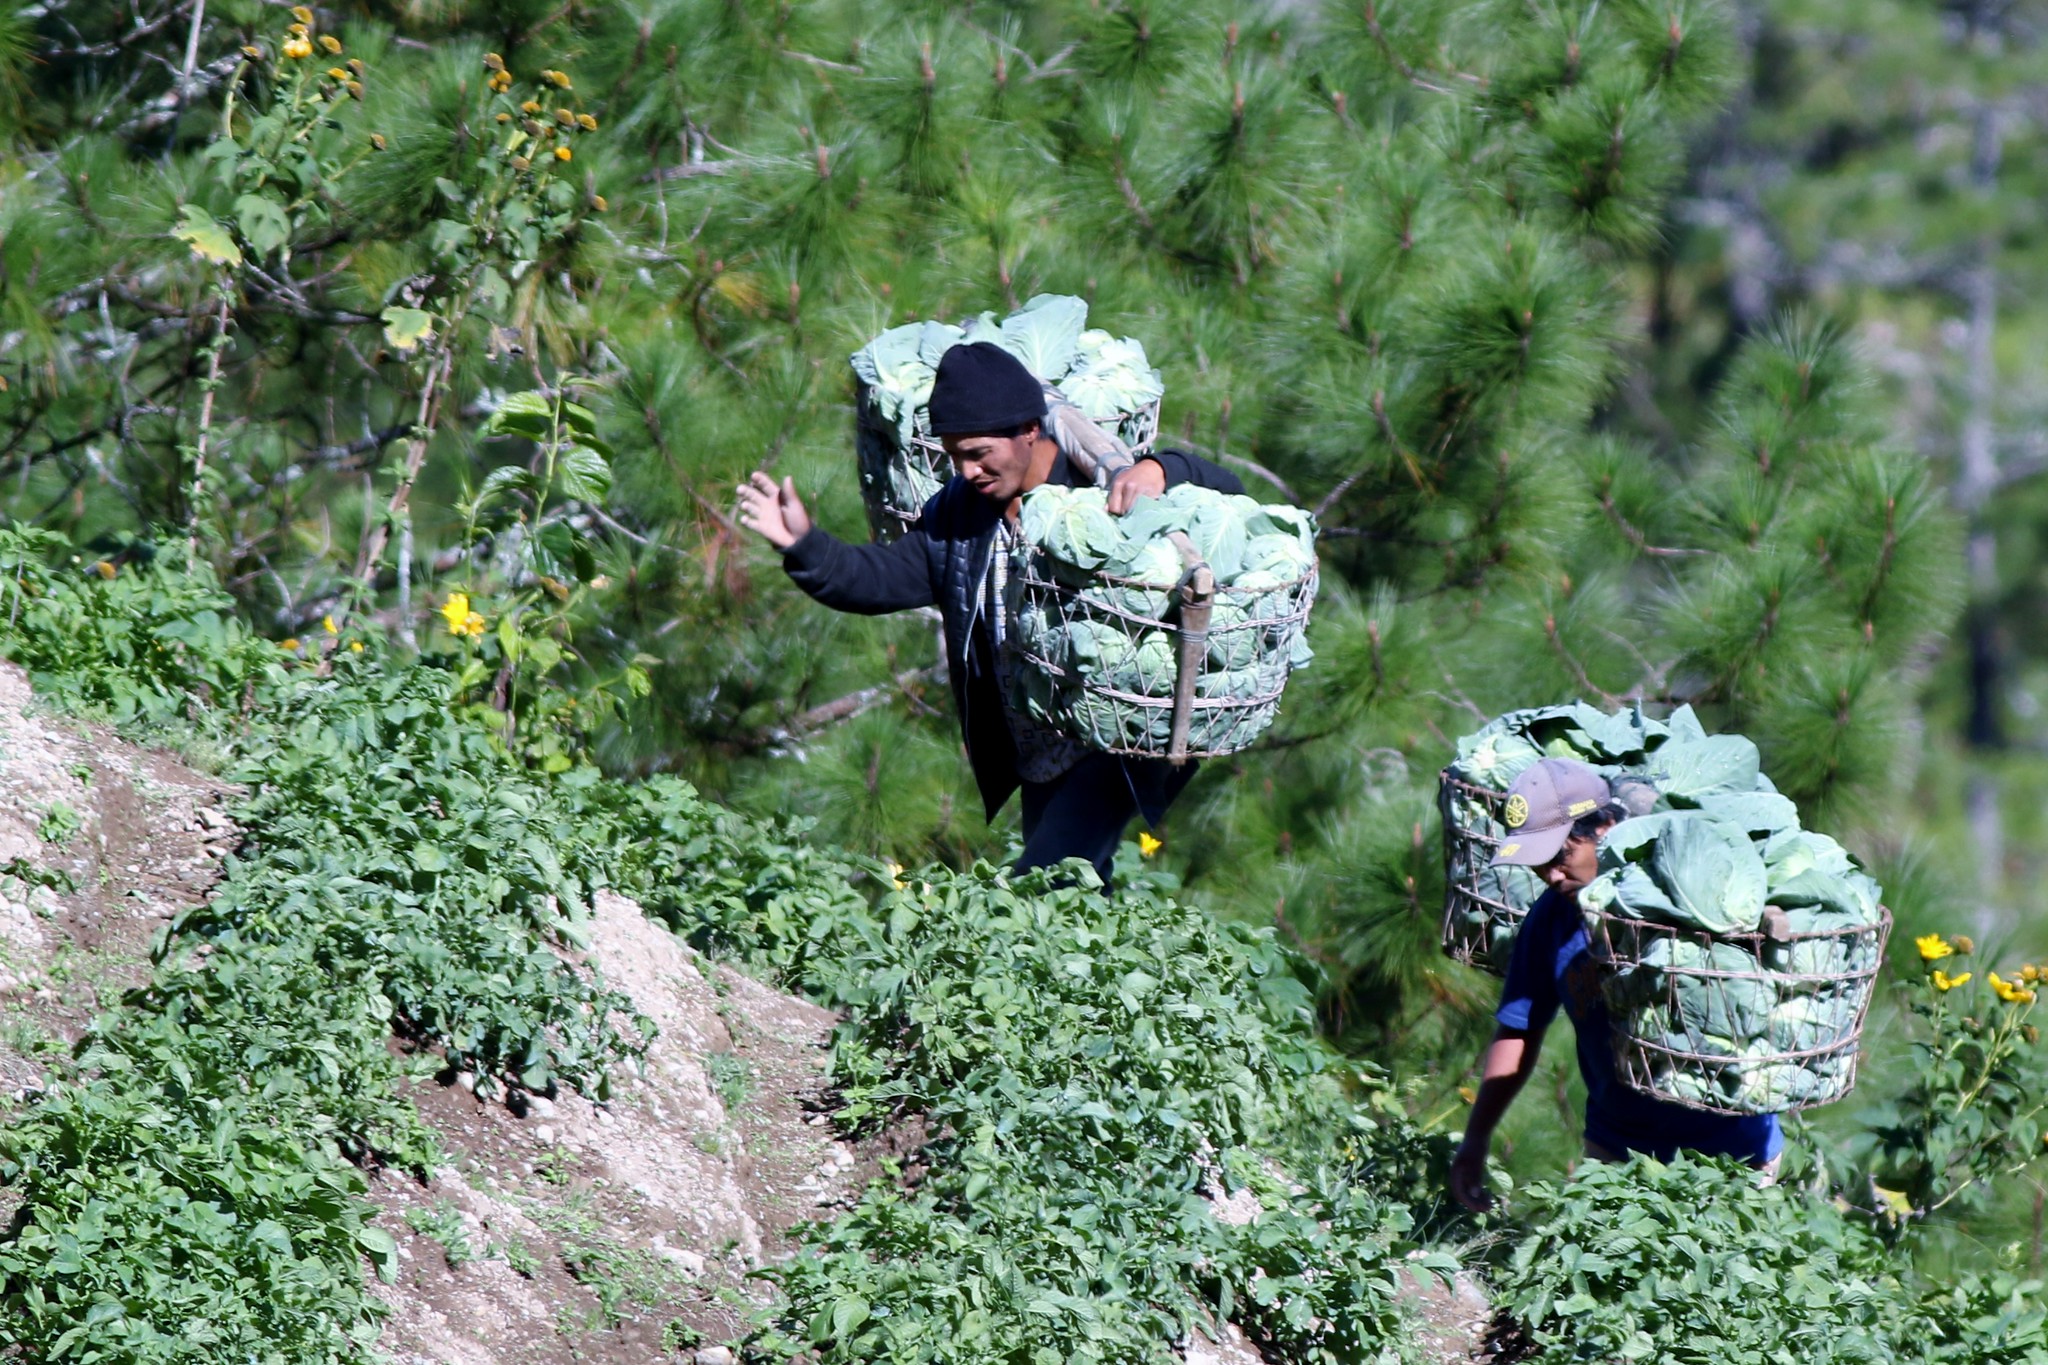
[1166,531,1214,765]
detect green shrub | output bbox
[1489,1154,2048,1365]
[746,862,1454,1364]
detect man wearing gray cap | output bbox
[1448,758,1782,1211]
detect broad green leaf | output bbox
[485,391,555,440]
[556,444,611,502]
[234,194,291,257]
[381,306,436,355]
[172,205,242,266]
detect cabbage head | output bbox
[1453,727,1550,791]
[1736,1063,1821,1111]
[851,323,940,441]
[1119,630,1177,697]
[1602,810,1768,934]
[1765,992,1853,1053]
[1657,939,1774,1042]
[1021,486,1126,574]
[1207,602,1259,669]
[1650,735,1763,805]
[1060,331,1164,421]
[1696,790,1800,837]
[996,294,1090,380]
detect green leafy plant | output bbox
[1837,934,2048,1226]
[1489,1153,2048,1365]
[733,861,1453,1364]
[34,801,79,846]
[404,1201,476,1269]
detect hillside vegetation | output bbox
[4,0,2048,1359]
[0,533,2043,1362]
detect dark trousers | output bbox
[1015,752,1195,884]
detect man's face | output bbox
[1538,829,1606,897]
[944,427,1040,503]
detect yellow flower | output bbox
[1954,934,1977,955]
[1933,970,1971,992]
[320,34,342,54]
[544,68,572,88]
[554,146,572,162]
[322,614,338,635]
[511,155,531,172]
[280,637,301,651]
[591,194,608,212]
[283,38,313,60]
[488,69,512,93]
[348,58,365,76]
[495,112,511,122]
[439,592,489,637]
[1138,831,1163,859]
[554,108,576,126]
[91,559,116,580]
[2024,964,2040,983]
[349,640,364,653]
[521,100,541,114]
[327,66,349,79]
[242,44,264,58]
[886,861,906,890]
[291,5,313,22]
[287,21,308,35]
[1991,973,2036,1005]
[1916,934,1954,962]
[577,113,598,131]
[483,52,505,72]
[370,133,387,151]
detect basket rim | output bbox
[1586,902,1894,949]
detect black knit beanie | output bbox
[927,341,1047,436]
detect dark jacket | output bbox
[781,448,1245,820]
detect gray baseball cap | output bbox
[1490,758,1612,867]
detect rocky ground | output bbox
[0,659,1489,1363]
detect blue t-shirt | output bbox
[1497,889,1782,1164]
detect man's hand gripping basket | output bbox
[1586,905,1892,1115]
[1008,532,1316,762]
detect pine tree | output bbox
[0,0,1959,1067]
[1619,0,2048,929]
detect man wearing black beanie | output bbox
[736,340,1244,883]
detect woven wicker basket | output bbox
[1437,769,1546,976]
[855,385,1162,542]
[1007,533,1316,762]
[1585,904,1892,1116]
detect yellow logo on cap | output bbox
[1499,843,1521,858]
[1504,794,1530,828]
[1568,799,1597,817]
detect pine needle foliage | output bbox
[0,1,1961,1067]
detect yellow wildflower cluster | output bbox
[1917,933,1954,962]
[1138,831,1163,858]
[440,592,488,638]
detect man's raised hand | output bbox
[736,472,812,550]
